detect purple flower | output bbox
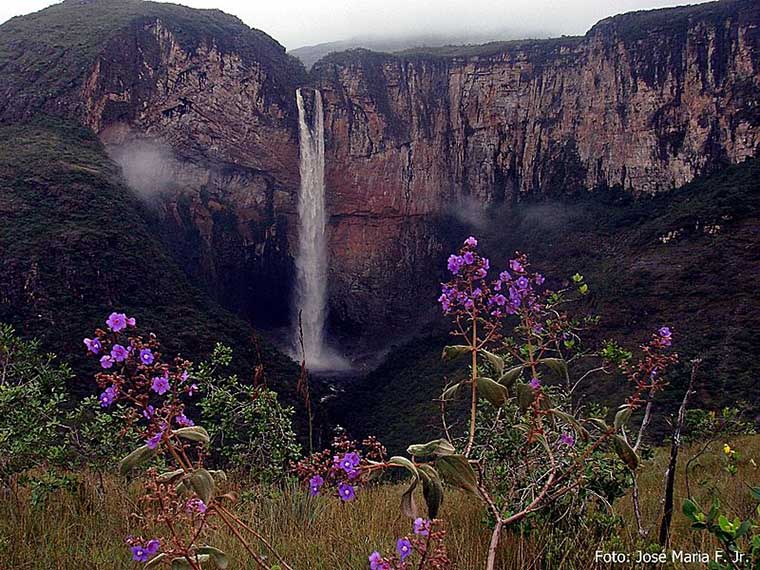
[131,546,149,563]
[396,538,412,561]
[658,326,672,347]
[126,316,136,327]
[106,312,128,333]
[510,259,524,273]
[516,276,530,290]
[413,517,430,536]
[535,273,545,285]
[145,539,160,555]
[464,236,478,247]
[146,427,165,450]
[492,294,507,306]
[463,252,475,265]
[309,475,324,496]
[529,377,541,390]
[560,433,575,447]
[99,355,114,369]
[111,344,129,362]
[151,375,170,395]
[187,383,199,397]
[180,370,189,383]
[175,413,194,427]
[499,271,511,282]
[337,452,361,473]
[186,498,207,514]
[139,349,155,365]
[142,405,155,420]
[99,386,118,408]
[447,255,464,274]
[338,483,356,502]
[369,551,383,570]
[84,337,102,354]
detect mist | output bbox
[108,140,178,199]
[1,0,717,50]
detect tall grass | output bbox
[1,436,758,569]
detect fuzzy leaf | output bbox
[388,456,419,478]
[407,439,456,458]
[498,365,523,390]
[516,383,536,412]
[614,406,633,430]
[146,554,168,568]
[548,409,590,440]
[479,349,504,376]
[441,381,464,401]
[401,475,419,518]
[476,377,509,407]
[436,455,479,496]
[682,498,700,522]
[119,445,156,477]
[189,468,216,503]
[197,546,229,569]
[157,469,186,484]
[173,426,210,445]
[538,358,568,378]
[418,464,444,519]
[612,435,639,470]
[442,345,471,361]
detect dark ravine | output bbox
[0,0,759,440]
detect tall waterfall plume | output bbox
[292,88,346,371]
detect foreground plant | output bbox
[297,237,677,570]
[85,313,292,570]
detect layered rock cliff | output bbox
[311,0,760,330]
[1,0,758,342]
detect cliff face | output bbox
[310,0,760,329]
[0,0,305,326]
[1,0,758,339]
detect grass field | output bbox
[1,436,758,569]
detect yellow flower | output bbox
[723,444,733,455]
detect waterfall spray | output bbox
[293,89,345,371]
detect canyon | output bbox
[2,0,758,346]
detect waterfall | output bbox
[293,88,343,371]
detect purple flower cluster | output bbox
[185,498,207,514]
[439,238,546,321]
[99,385,118,408]
[130,538,160,563]
[309,475,324,496]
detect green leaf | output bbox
[401,474,419,518]
[157,469,186,484]
[498,365,523,390]
[388,456,419,478]
[548,409,590,440]
[189,468,216,503]
[750,487,760,502]
[588,418,610,432]
[418,464,444,519]
[119,445,156,477]
[197,546,229,569]
[476,377,509,407]
[614,406,632,430]
[436,455,479,496]
[172,555,211,569]
[407,439,456,457]
[441,381,464,401]
[516,383,535,412]
[612,435,639,470]
[479,350,504,376]
[173,426,210,445]
[442,345,471,361]
[682,498,700,522]
[146,553,168,568]
[537,358,567,378]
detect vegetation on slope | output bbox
[336,158,760,453]
[0,118,298,394]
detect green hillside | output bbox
[0,118,298,393]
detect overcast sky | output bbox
[0,0,714,49]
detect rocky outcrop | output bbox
[312,0,760,330]
[1,0,758,341]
